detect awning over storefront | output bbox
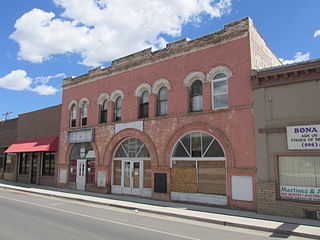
[4,136,58,153]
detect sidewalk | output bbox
[0,180,319,239]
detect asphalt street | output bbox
[0,189,307,240]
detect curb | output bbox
[1,185,319,239]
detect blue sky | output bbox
[0,0,319,120]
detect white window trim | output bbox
[211,76,229,110]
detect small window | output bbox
[42,152,55,176]
[212,73,228,109]
[190,80,203,112]
[139,91,149,118]
[157,86,168,116]
[114,96,122,122]
[19,152,30,175]
[80,101,88,126]
[100,99,108,123]
[70,104,77,128]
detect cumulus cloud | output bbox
[10,0,232,66]
[314,29,320,37]
[279,52,310,65]
[0,70,62,95]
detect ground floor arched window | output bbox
[171,131,226,196]
[112,138,151,197]
[69,142,96,190]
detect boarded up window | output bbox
[144,160,151,188]
[113,160,122,185]
[198,161,226,195]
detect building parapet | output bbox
[63,17,252,89]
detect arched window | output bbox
[80,101,88,126]
[114,96,122,122]
[157,86,168,116]
[70,104,77,128]
[100,99,108,123]
[190,80,203,112]
[69,143,96,184]
[171,132,226,195]
[139,91,149,118]
[212,73,228,109]
[113,138,151,190]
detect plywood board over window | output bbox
[171,168,197,193]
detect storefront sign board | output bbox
[286,125,320,150]
[280,185,320,201]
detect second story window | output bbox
[70,104,77,128]
[190,80,203,112]
[100,99,108,123]
[80,101,88,126]
[157,86,168,116]
[114,96,122,122]
[212,73,228,109]
[139,90,149,118]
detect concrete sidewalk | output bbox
[0,180,319,239]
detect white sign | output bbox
[280,185,320,201]
[68,128,95,143]
[59,169,67,184]
[286,125,320,150]
[115,121,143,133]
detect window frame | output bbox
[114,96,122,122]
[42,152,56,177]
[139,90,149,119]
[69,104,77,128]
[157,86,168,116]
[19,152,30,175]
[80,101,88,127]
[211,73,229,110]
[275,153,320,203]
[100,99,108,123]
[190,80,203,112]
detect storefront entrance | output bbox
[76,159,86,190]
[112,138,151,197]
[123,160,143,195]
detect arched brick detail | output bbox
[65,142,100,166]
[102,129,158,168]
[164,122,234,169]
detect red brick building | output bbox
[57,17,281,210]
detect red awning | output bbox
[5,136,58,153]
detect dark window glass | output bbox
[190,80,203,112]
[139,91,149,118]
[100,99,108,123]
[70,104,77,127]
[42,152,55,176]
[81,102,88,126]
[157,87,168,116]
[114,97,122,122]
[19,152,30,174]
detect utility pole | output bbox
[2,112,12,121]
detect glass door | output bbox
[122,160,143,195]
[31,152,38,184]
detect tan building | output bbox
[251,59,320,219]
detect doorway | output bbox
[76,159,86,190]
[123,160,143,195]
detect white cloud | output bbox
[314,29,320,37]
[0,70,32,91]
[0,70,62,95]
[10,0,232,67]
[30,85,59,95]
[279,52,310,65]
